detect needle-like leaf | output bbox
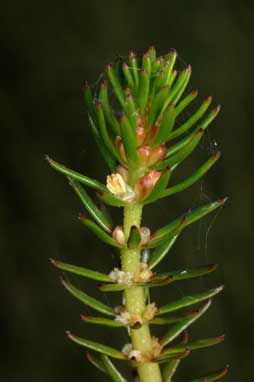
[79,215,121,247]
[189,366,229,381]
[101,355,128,382]
[81,315,124,328]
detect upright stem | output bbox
[121,204,162,382]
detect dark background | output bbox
[1,1,253,381]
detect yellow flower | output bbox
[106,173,136,203]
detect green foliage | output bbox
[48,47,228,382]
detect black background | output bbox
[1,1,253,381]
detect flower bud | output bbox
[148,170,161,185]
[148,144,167,166]
[137,145,151,164]
[135,175,153,200]
[112,226,126,246]
[136,126,145,145]
[140,226,151,245]
[106,173,127,194]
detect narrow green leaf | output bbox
[147,85,171,130]
[147,215,188,249]
[138,69,150,116]
[68,179,112,233]
[162,332,189,382]
[164,50,177,84]
[172,65,192,105]
[175,90,198,117]
[142,53,151,78]
[148,234,179,269]
[120,114,138,165]
[99,81,120,135]
[189,366,229,382]
[153,197,227,242]
[88,115,118,172]
[106,64,125,108]
[157,129,204,170]
[125,91,138,131]
[168,334,225,352]
[127,225,141,249]
[149,104,176,146]
[162,67,191,113]
[165,128,198,158]
[122,63,135,91]
[102,355,128,382]
[167,69,178,87]
[151,310,197,325]
[86,352,108,374]
[152,56,164,75]
[160,151,221,198]
[160,300,211,347]
[46,156,107,192]
[154,263,218,283]
[128,51,139,88]
[144,168,171,204]
[66,331,125,360]
[148,46,156,63]
[96,102,123,162]
[81,315,124,328]
[50,259,111,282]
[83,81,97,122]
[79,215,121,247]
[168,96,212,140]
[156,349,190,363]
[97,191,129,207]
[199,105,221,130]
[61,277,114,316]
[98,276,172,292]
[157,286,223,315]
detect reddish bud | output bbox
[135,175,153,200]
[116,165,128,182]
[136,127,145,145]
[138,145,151,164]
[191,89,198,97]
[148,144,167,166]
[148,170,161,185]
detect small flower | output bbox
[106,173,136,203]
[112,226,126,246]
[140,226,151,246]
[109,267,134,285]
[143,303,158,322]
[134,263,153,283]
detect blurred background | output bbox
[0,0,253,381]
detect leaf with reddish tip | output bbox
[61,277,114,316]
[160,151,221,199]
[101,355,128,382]
[189,365,229,381]
[86,352,108,374]
[156,349,190,363]
[167,334,225,352]
[122,63,135,91]
[153,263,218,283]
[147,216,187,248]
[165,127,197,158]
[68,179,112,233]
[50,258,111,282]
[79,216,121,247]
[168,95,212,140]
[147,85,171,130]
[81,315,124,328]
[106,64,125,107]
[98,276,173,292]
[83,81,97,122]
[172,65,192,104]
[128,51,139,87]
[148,46,156,63]
[162,332,189,381]
[66,331,125,359]
[46,156,107,192]
[157,286,223,316]
[160,300,211,347]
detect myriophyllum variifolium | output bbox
[47,47,229,382]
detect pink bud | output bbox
[148,144,167,166]
[148,170,161,185]
[137,145,151,164]
[140,227,151,245]
[136,126,145,145]
[112,226,126,246]
[115,136,127,162]
[135,175,153,200]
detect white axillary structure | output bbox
[134,263,154,283]
[121,343,143,362]
[106,173,136,203]
[109,268,134,285]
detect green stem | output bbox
[121,204,162,382]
